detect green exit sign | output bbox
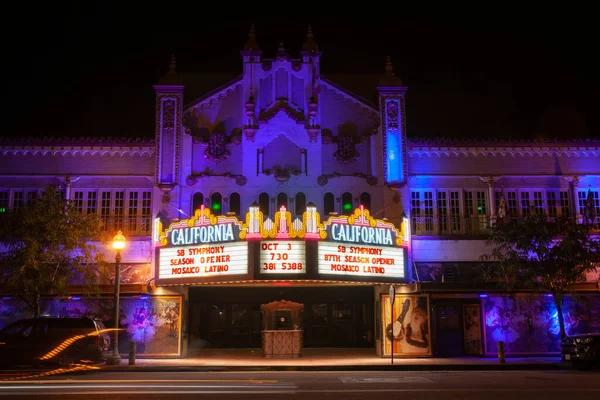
[0,207,6,213]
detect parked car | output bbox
[560,333,600,370]
[0,317,111,368]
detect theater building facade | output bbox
[0,28,599,358]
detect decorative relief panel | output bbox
[386,99,399,132]
[163,99,176,129]
[333,136,359,163]
[204,133,230,163]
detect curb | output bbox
[97,363,570,372]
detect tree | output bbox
[482,215,600,339]
[0,185,109,317]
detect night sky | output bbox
[7,8,598,141]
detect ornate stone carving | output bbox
[186,171,247,186]
[385,99,399,132]
[258,100,305,124]
[263,165,302,183]
[243,97,259,142]
[317,172,377,186]
[276,42,289,61]
[305,97,320,142]
[231,135,242,145]
[204,133,230,163]
[317,175,329,186]
[163,99,175,129]
[333,136,359,164]
[235,176,247,186]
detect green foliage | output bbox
[0,185,109,316]
[482,215,600,338]
[483,216,600,292]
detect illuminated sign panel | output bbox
[156,205,249,281]
[317,242,405,278]
[317,205,407,279]
[158,241,248,279]
[259,241,306,274]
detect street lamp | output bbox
[107,230,126,365]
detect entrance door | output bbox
[331,302,356,347]
[434,301,463,356]
[189,286,374,349]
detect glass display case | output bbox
[260,300,304,358]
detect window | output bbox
[192,193,204,214]
[341,192,353,215]
[229,192,241,216]
[578,189,599,219]
[324,192,335,215]
[0,191,8,213]
[73,191,84,213]
[210,192,222,214]
[560,191,570,217]
[359,192,371,211]
[259,192,270,216]
[295,192,306,216]
[277,192,288,210]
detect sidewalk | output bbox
[103,348,568,372]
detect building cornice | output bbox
[0,137,155,157]
[408,140,599,158]
[320,77,379,115]
[184,75,243,111]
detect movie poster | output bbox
[463,304,482,355]
[482,294,600,355]
[382,294,431,356]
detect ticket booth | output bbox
[260,300,304,358]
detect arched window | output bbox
[229,192,241,216]
[295,192,306,216]
[341,192,353,215]
[259,192,270,216]
[210,192,222,214]
[360,192,371,211]
[277,193,288,211]
[324,192,335,215]
[192,192,204,214]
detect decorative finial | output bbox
[244,24,259,50]
[378,55,403,86]
[385,55,393,75]
[303,25,319,52]
[168,55,177,75]
[157,54,183,85]
[276,41,289,60]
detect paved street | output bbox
[0,370,599,399]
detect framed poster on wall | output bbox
[463,304,482,355]
[382,294,431,356]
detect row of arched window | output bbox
[192,192,371,217]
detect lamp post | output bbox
[108,230,126,365]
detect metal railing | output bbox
[411,215,600,236]
[411,215,490,236]
[101,216,152,237]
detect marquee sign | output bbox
[317,205,406,279]
[158,241,248,279]
[155,203,408,283]
[259,240,306,274]
[156,205,249,281]
[158,205,245,247]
